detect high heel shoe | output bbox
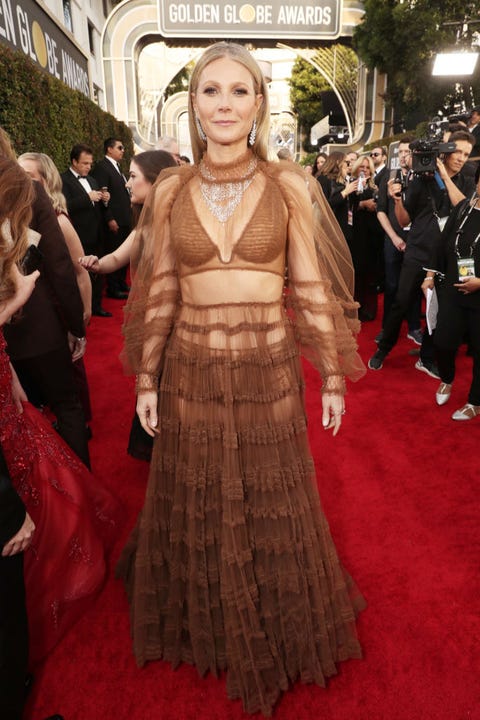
[451,403,480,421]
[435,382,452,406]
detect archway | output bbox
[101,0,387,149]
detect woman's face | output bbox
[193,56,263,154]
[126,160,151,205]
[340,158,351,178]
[357,159,371,177]
[316,155,326,171]
[18,157,42,183]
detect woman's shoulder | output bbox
[261,159,311,196]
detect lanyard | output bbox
[454,195,480,258]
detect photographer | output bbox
[422,166,480,420]
[369,130,476,373]
[375,136,422,344]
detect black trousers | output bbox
[378,258,435,364]
[105,225,130,293]
[383,237,421,331]
[434,293,480,405]
[0,451,28,720]
[12,344,90,468]
[90,272,105,313]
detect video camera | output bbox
[409,138,456,175]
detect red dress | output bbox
[0,330,119,664]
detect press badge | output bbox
[457,257,475,282]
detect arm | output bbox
[377,211,406,251]
[91,162,118,226]
[32,182,85,338]
[62,175,99,212]
[122,175,181,436]
[282,170,365,434]
[10,362,27,414]
[79,230,135,274]
[0,444,33,556]
[57,213,92,324]
[436,158,467,208]
[393,193,412,229]
[329,178,358,210]
[0,265,39,325]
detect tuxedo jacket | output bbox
[61,168,104,254]
[91,157,132,229]
[4,182,85,360]
[374,165,389,189]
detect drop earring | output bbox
[196,116,207,142]
[248,118,257,146]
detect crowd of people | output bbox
[1,40,479,720]
[311,120,480,421]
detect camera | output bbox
[409,138,456,175]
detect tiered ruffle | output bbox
[117,302,364,715]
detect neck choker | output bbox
[199,152,258,223]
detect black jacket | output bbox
[91,157,132,229]
[4,182,85,359]
[61,168,104,254]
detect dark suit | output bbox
[4,182,90,468]
[91,157,132,293]
[0,447,29,720]
[61,168,105,312]
[470,123,480,160]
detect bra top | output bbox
[170,173,288,276]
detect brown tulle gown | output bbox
[117,152,366,715]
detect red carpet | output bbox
[26,296,480,720]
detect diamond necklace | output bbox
[199,155,257,223]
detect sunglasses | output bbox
[370,152,382,157]
[116,145,125,150]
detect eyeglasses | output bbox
[370,152,382,157]
[116,145,125,150]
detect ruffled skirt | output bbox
[117,301,364,715]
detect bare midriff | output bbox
[180,268,285,306]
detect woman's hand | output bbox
[137,391,159,437]
[421,277,435,297]
[344,179,358,196]
[14,264,39,306]
[79,255,101,273]
[2,512,35,557]
[10,363,27,413]
[454,276,480,294]
[322,393,345,436]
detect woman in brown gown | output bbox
[117,42,366,716]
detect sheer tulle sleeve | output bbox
[122,170,185,392]
[276,165,365,393]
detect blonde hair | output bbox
[18,152,67,214]
[188,42,270,164]
[351,155,377,191]
[0,157,34,304]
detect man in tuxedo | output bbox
[370,145,388,186]
[61,144,111,317]
[91,138,132,299]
